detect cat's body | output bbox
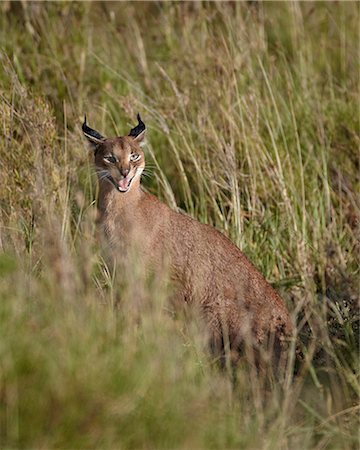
[83,115,293,363]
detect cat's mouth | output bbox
[116,175,135,193]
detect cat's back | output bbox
[166,205,292,333]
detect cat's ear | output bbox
[82,116,105,149]
[128,113,146,147]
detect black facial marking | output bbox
[105,155,117,164]
[106,174,118,190]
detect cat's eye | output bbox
[104,155,117,164]
[130,153,141,162]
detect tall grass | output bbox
[0,2,359,449]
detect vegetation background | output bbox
[0,2,359,449]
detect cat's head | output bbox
[82,114,146,193]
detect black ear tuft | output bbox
[128,113,146,138]
[82,116,105,144]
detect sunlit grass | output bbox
[0,2,359,449]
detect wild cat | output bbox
[83,114,293,366]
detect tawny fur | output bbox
[84,124,293,363]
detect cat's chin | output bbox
[117,186,130,193]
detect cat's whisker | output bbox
[96,169,111,180]
[96,170,110,177]
[96,171,113,183]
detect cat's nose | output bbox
[121,168,130,177]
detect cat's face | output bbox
[82,114,146,193]
[94,136,145,193]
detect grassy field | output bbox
[0,2,359,449]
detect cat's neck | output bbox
[98,179,143,214]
